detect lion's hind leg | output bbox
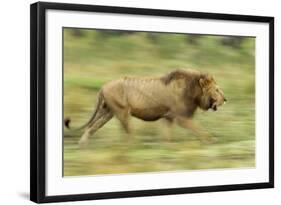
[112,107,133,142]
[78,107,113,148]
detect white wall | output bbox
[0,0,279,204]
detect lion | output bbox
[64,69,227,147]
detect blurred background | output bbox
[63,28,255,176]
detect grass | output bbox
[63,28,255,176]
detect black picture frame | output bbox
[30,1,274,203]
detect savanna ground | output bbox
[63,28,255,176]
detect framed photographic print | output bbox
[30,1,274,203]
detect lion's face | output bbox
[198,75,227,111]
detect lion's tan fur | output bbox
[65,68,226,146]
[101,68,225,120]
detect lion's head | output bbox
[161,69,226,113]
[198,74,227,111]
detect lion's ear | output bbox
[199,75,212,88]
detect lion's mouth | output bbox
[212,104,217,111]
[209,98,217,111]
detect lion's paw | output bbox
[78,139,89,149]
[201,136,218,144]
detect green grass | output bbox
[63,28,255,176]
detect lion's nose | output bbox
[224,98,227,102]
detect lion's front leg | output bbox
[176,117,217,144]
[162,118,174,142]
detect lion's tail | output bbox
[64,91,104,131]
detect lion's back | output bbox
[102,76,174,108]
[123,76,173,107]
